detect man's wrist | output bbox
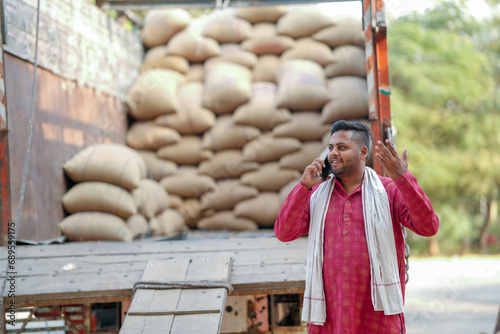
[300,181,312,191]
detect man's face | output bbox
[327,130,366,177]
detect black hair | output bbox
[330,120,372,155]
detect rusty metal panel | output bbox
[4,53,128,241]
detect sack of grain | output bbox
[185,63,204,82]
[241,23,295,55]
[233,82,292,130]
[252,55,280,83]
[325,45,366,78]
[177,198,208,228]
[155,82,216,135]
[279,141,325,172]
[141,9,191,48]
[125,69,185,120]
[242,133,302,163]
[59,212,132,242]
[63,144,146,190]
[156,208,189,235]
[126,122,181,150]
[279,178,301,205]
[201,179,259,211]
[127,214,149,240]
[197,211,258,231]
[201,116,261,151]
[141,47,190,74]
[275,60,331,111]
[280,38,335,67]
[148,216,162,236]
[320,76,368,125]
[157,136,213,165]
[202,11,253,43]
[202,62,252,114]
[240,162,301,192]
[198,150,259,179]
[236,5,287,23]
[273,111,330,141]
[160,169,216,198]
[276,8,334,38]
[168,194,183,209]
[204,43,257,69]
[234,192,281,227]
[312,18,365,48]
[132,179,170,219]
[165,29,221,62]
[62,182,137,220]
[137,150,178,181]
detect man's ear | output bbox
[360,146,368,161]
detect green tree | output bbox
[387,0,500,255]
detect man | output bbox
[274,120,439,334]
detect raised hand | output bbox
[301,158,330,189]
[374,140,408,180]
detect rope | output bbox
[0,0,41,330]
[133,280,234,295]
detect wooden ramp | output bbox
[120,256,232,334]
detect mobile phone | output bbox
[321,156,332,181]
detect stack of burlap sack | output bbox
[68,4,369,237]
[59,144,188,242]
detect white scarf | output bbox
[302,167,404,325]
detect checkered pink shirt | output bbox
[274,170,439,334]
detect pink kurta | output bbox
[274,170,439,334]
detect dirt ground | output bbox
[404,256,500,334]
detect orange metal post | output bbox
[363,0,392,176]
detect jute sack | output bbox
[63,144,146,190]
[157,136,213,165]
[252,55,280,83]
[141,48,190,74]
[240,162,301,192]
[320,76,368,125]
[276,8,334,38]
[148,216,162,236]
[177,198,209,228]
[201,179,259,211]
[279,178,301,205]
[59,212,132,242]
[166,29,221,62]
[62,182,137,220]
[168,194,183,209]
[312,19,365,48]
[197,211,258,231]
[279,141,325,172]
[325,45,366,78]
[126,122,181,150]
[198,150,260,179]
[242,133,302,163]
[155,82,216,135]
[185,64,204,82]
[202,62,252,114]
[125,69,185,120]
[205,44,258,69]
[201,116,261,151]
[233,82,292,130]
[241,23,295,55]
[234,192,281,227]
[160,169,217,198]
[137,150,178,181]
[273,111,331,141]
[275,60,331,111]
[280,38,335,67]
[236,5,287,23]
[141,9,191,48]
[156,208,189,235]
[202,11,253,43]
[132,179,170,219]
[127,214,149,240]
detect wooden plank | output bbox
[171,313,222,334]
[120,315,174,334]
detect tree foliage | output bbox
[387,0,500,254]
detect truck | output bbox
[0,0,392,332]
